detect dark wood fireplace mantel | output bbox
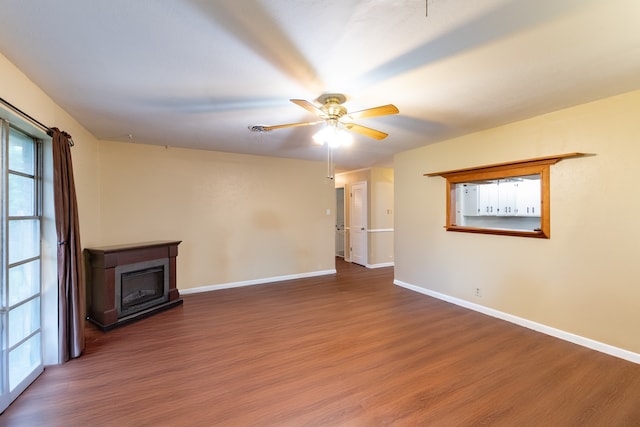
[85,240,183,331]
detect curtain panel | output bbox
[49,128,85,361]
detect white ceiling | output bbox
[1,0,639,171]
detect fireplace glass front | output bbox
[115,258,169,318]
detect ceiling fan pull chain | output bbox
[327,144,334,180]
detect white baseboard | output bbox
[394,279,640,365]
[179,269,336,295]
[367,262,394,269]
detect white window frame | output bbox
[0,119,45,412]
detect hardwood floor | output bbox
[2,258,640,426]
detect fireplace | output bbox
[85,241,182,330]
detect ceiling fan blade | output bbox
[344,123,389,140]
[347,104,399,120]
[250,120,323,132]
[290,99,327,117]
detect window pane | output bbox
[9,333,41,391]
[8,173,35,216]
[8,129,35,175]
[452,174,542,232]
[9,297,40,347]
[8,219,40,264]
[8,260,40,305]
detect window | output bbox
[1,120,44,412]
[425,153,583,239]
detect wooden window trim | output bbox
[425,153,584,239]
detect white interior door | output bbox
[335,188,345,257]
[350,181,367,266]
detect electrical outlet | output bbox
[475,287,482,297]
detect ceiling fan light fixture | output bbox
[313,122,353,148]
[335,128,353,147]
[312,127,327,145]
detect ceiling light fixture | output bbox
[311,120,353,179]
[312,120,353,148]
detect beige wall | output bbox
[369,168,394,266]
[98,141,336,289]
[394,90,640,354]
[2,50,334,364]
[335,167,394,266]
[1,52,335,289]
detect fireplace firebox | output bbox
[116,258,169,317]
[85,241,182,330]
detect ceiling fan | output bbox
[248,93,399,143]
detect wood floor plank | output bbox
[1,258,640,426]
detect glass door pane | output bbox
[7,130,34,174]
[8,297,40,348]
[9,333,41,391]
[8,173,35,216]
[8,219,40,264]
[9,260,40,305]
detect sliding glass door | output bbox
[0,120,43,413]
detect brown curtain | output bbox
[49,128,85,361]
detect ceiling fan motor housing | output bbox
[315,93,347,105]
[316,93,349,119]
